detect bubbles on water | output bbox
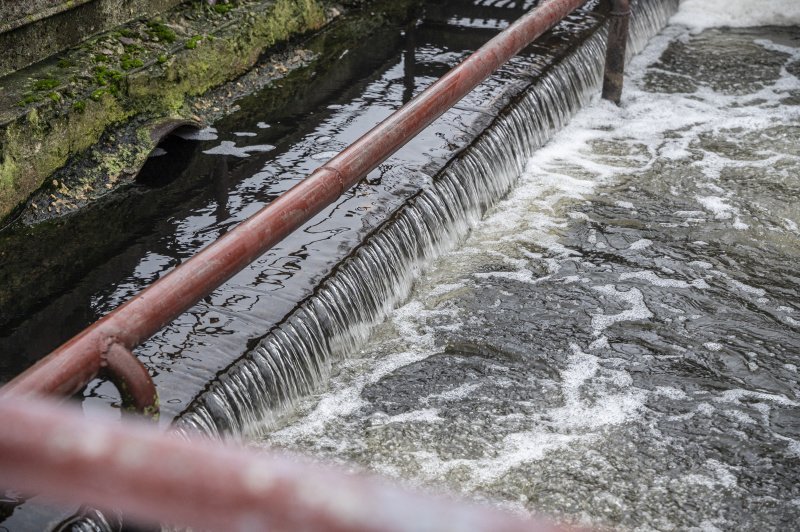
[671,0,800,33]
[311,151,340,161]
[202,141,276,157]
[174,126,218,141]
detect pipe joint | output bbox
[102,343,159,420]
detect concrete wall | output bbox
[0,0,184,77]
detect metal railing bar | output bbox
[0,395,586,532]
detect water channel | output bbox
[1,0,798,530]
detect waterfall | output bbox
[176,0,680,439]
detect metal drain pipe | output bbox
[2,0,599,414]
[0,396,584,532]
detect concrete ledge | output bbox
[0,0,332,223]
[0,0,185,78]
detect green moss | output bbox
[93,65,123,88]
[119,28,138,39]
[146,21,177,44]
[57,58,76,69]
[17,94,40,107]
[213,3,235,14]
[90,88,108,101]
[120,54,144,70]
[185,35,203,50]
[33,78,60,91]
[1,0,339,223]
[1,93,130,221]
[48,92,62,103]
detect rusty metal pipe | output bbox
[3,0,588,404]
[0,396,583,532]
[601,0,630,104]
[102,343,159,419]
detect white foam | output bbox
[203,141,275,157]
[589,335,610,350]
[311,151,340,161]
[654,386,688,400]
[473,269,540,284]
[426,282,467,298]
[696,196,734,220]
[715,388,798,407]
[271,348,430,441]
[175,126,218,141]
[628,238,652,250]
[388,408,443,424]
[671,0,800,33]
[620,270,690,288]
[591,285,653,335]
[728,279,766,297]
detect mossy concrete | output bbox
[0,0,331,224]
[0,0,185,78]
[127,0,327,113]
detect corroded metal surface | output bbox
[0,396,583,532]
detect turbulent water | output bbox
[176,0,679,438]
[255,12,800,532]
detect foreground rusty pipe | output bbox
[0,396,583,532]
[2,0,589,412]
[601,0,630,103]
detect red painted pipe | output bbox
[0,396,586,532]
[2,0,588,408]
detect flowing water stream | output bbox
[255,7,800,531]
[176,0,679,438]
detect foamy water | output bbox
[256,4,800,530]
[673,0,800,32]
